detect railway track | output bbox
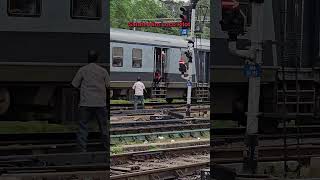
[1,124,320,144]
[2,135,320,179]
[111,128,209,145]
[5,142,303,180]
[2,125,320,153]
[0,118,208,141]
[111,142,320,179]
[211,125,320,135]
[112,123,210,135]
[110,106,209,116]
[111,161,209,180]
[111,140,320,167]
[0,128,209,156]
[110,101,210,111]
[0,143,210,179]
[111,118,209,128]
[111,118,209,134]
[1,142,319,178]
[3,128,320,157]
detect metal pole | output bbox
[246,1,264,134]
[283,0,288,177]
[133,19,136,31]
[296,0,305,176]
[243,0,264,174]
[186,1,197,117]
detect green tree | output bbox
[110,0,177,35]
[110,0,210,37]
[195,0,210,39]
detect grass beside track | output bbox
[0,121,101,133]
[111,137,210,155]
[212,120,239,128]
[0,120,232,134]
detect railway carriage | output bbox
[211,0,320,131]
[110,28,210,103]
[0,0,108,123]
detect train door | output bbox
[196,51,207,83]
[206,52,210,82]
[195,50,210,101]
[154,47,168,82]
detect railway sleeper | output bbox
[258,113,318,133]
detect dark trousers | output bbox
[77,106,108,152]
[153,78,161,87]
[134,95,144,110]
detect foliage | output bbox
[195,0,210,39]
[110,0,178,35]
[111,146,124,154]
[148,144,158,150]
[110,99,130,104]
[110,0,210,38]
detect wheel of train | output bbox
[0,88,10,115]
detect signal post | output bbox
[179,0,199,117]
[220,0,265,173]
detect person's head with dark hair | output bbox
[137,77,141,81]
[88,50,99,63]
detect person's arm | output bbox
[132,83,136,90]
[105,72,110,88]
[104,71,110,103]
[71,69,83,88]
[143,83,147,93]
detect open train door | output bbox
[153,48,169,98]
[154,47,169,82]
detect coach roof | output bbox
[110,28,209,50]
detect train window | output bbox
[8,0,41,17]
[132,48,142,68]
[71,0,102,19]
[112,47,123,67]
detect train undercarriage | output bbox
[110,81,210,103]
[0,64,92,123]
[0,84,80,124]
[211,67,320,133]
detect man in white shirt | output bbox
[72,50,109,152]
[132,77,145,110]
